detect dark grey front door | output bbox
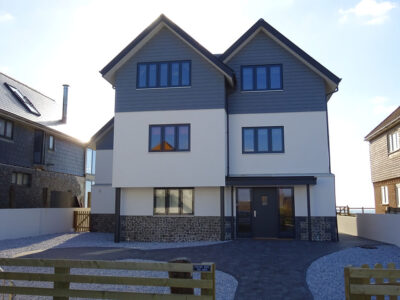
[252,188,279,238]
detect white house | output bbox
[90,15,341,242]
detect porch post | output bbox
[307,184,312,241]
[220,186,225,241]
[114,187,121,243]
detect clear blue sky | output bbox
[1,0,399,207]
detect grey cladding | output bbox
[114,27,226,112]
[97,128,114,150]
[226,32,327,114]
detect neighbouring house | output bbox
[365,106,400,214]
[0,72,95,208]
[90,15,341,242]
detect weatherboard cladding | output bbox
[114,27,225,112]
[226,32,327,114]
[97,128,114,150]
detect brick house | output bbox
[0,72,95,208]
[365,106,400,214]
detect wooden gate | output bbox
[73,210,90,232]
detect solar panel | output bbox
[4,83,41,116]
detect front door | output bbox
[252,188,279,238]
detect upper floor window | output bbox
[242,126,284,153]
[86,148,96,175]
[137,61,191,89]
[388,131,399,153]
[149,124,190,152]
[48,135,55,150]
[241,65,282,91]
[0,118,13,140]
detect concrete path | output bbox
[24,234,382,300]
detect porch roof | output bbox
[225,176,317,186]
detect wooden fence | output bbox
[0,258,215,299]
[344,263,400,299]
[73,210,90,232]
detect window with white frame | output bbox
[396,184,400,208]
[381,186,389,205]
[388,131,400,153]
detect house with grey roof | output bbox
[0,73,95,208]
[365,106,400,214]
[90,15,340,242]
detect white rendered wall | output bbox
[120,187,221,216]
[113,109,226,187]
[95,150,113,184]
[91,185,115,214]
[294,174,336,217]
[0,208,89,240]
[229,111,330,175]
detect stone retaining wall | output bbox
[295,216,338,241]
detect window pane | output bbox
[257,128,268,152]
[178,125,189,150]
[17,173,23,185]
[22,174,30,186]
[0,119,5,136]
[182,189,193,214]
[150,126,162,151]
[242,67,253,90]
[171,63,180,86]
[181,62,190,86]
[148,64,157,87]
[164,126,175,151]
[138,64,147,88]
[237,188,251,236]
[49,136,54,150]
[155,189,166,214]
[271,128,283,152]
[92,150,96,174]
[270,66,282,89]
[256,67,267,90]
[160,63,168,87]
[169,189,180,214]
[86,149,92,173]
[11,173,16,184]
[279,188,294,235]
[5,121,12,138]
[243,128,255,152]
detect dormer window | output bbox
[4,83,41,116]
[137,61,191,89]
[241,65,282,91]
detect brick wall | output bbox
[374,177,400,214]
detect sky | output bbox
[0,0,399,208]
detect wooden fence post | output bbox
[201,263,215,300]
[344,266,351,300]
[54,267,70,300]
[387,263,397,300]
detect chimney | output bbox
[62,84,69,123]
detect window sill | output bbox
[153,214,194,217]
[388,148,400,156]
[242,152,285,154]
[136,86,192,91]
[240,89,283,93]
[0,136,14,143]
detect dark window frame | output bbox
[11,172,31,187]
[241,64,283,91]
[0,117,14,140]
[48,135,55,151]
[242,126,284,154]
[137,60,191,89]
[153,188,194,215]
[149,124,191,152]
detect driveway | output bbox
[24,234,382,299]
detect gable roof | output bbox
[0,72,84,144]
[365,106,400,141]
[220,18,341,96]
[100,14,235,86]
[90,117,114,146]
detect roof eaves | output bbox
[365,106,400,141]
[220,18,341,86]
[100,14,234,84]
[90,117,114,144]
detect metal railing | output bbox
[337,206,375,215]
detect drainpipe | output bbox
[307,184,312,241]
[114,188,121,243]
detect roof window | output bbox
[4,83,41,116]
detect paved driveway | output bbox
[25,234,382,299]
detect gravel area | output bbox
[0,259,237,300]
[0,233,228,258]
[307,244,400,300]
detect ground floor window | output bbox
[381,186,389,205]
[85,180,94,208]
[278,188,294,237]
[11,172,31,186]
[154,188,193,215]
